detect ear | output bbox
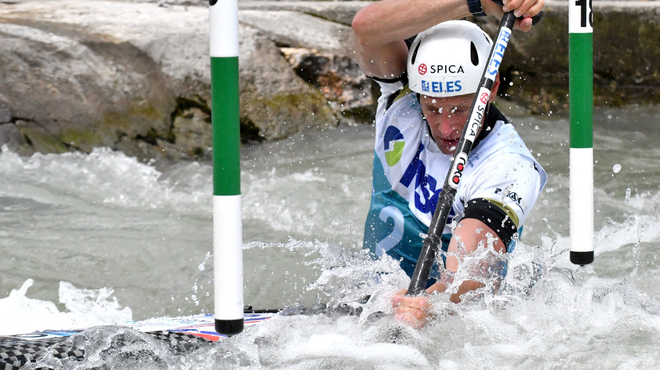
[489,73,501,102]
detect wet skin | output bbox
[419,75,500,155]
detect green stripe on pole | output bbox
[212,56,241,196]
[569,33,593,149]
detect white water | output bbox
[2,106,660,368]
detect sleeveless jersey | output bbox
[363,80,547,280]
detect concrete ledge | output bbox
[239,1,371,26]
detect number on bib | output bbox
[376,206,404,256]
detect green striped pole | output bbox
[569,0,594,265]
[210,0,244,334]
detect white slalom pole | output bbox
[569,0,594,265]
[210,0,244,334]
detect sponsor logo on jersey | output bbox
[420,80,462,94]
[495,187,525,213]
[384,126,405,166]
[399,142,455,220]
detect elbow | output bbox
[351,9,366,33]
[351,9,371,46]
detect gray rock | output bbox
[0,0,210,90]
[1,0,659,160]
[0,109,10,124]
[239,10,354,54]
[0,18,175,156]
[482,1,660,113]
[0,124,25,152]
[13,119,70,155]
[172,106,213,159]
[281,47,374,123]
[239,23,337,140]
[0,0,367,157]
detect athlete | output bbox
[352,0,547,328]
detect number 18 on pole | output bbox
[569,0,594,265]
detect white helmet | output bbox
[407,20,493,98]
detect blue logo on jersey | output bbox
[414,161,439,213]
[400,144,438,213]
[384,126,405,166]
[397,143,457,224]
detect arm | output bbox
[428,218,506,303]
[351,0,470,79]
[393,153,545,327]
[351,0,545,79]
[392,218,505,328]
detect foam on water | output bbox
[6,235,660,369]
[0,279,131,336]
[0,145,212,214]
[0,141,371,247]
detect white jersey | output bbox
[363,80,547,279]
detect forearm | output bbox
[425,276,484,303]
[352,0,470,78]
[352,0,470,47]
[441,218,506,302]
[352,0,545,78]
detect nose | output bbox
[433,113,462,139]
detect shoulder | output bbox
[372,74,408,101]
[461,149,546,219]
[375,84,422,126]
[470,131,546,187]
[473,115,535,162]
[374,84,427,156]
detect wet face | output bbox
[420,75,500,155]
[420,94,476,155]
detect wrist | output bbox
[467,0,487,16]
[425,282,447,295]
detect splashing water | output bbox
[2,107,660,368]
[0,279,131,336]
[13,238,660,369]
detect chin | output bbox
[441,148,456,155]
[437,139,458,155]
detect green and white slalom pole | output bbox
[210,0,244,335]
[569,0,594,265]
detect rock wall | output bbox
[488,1,660,114]
[0,0,658,160]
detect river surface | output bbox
[1,105,660,369]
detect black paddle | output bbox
[406,11,519,296]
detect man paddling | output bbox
[352,0,547,328]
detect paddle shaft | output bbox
[407,13,517,295]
